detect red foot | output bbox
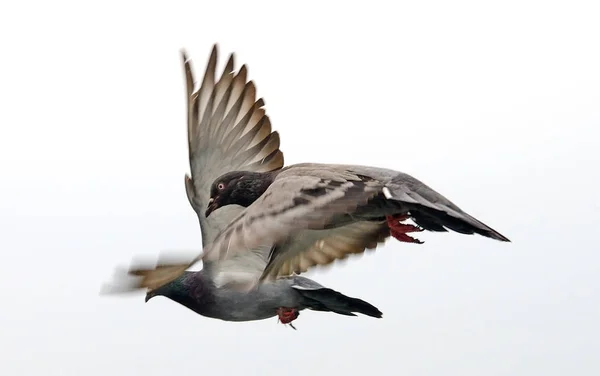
[277,307,299,330]
[386,215,424,244]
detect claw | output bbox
[386,215,425,244]
[390,229,424,244]
[277,307,299,329]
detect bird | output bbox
[201,162,510,282]
[101,44,383,329]
[118,46,511,312]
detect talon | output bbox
[277,307,299,328]
[391,222,424,233]
[391,229,424,244]
[386,215,425,244]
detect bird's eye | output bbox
[217,183,225,190]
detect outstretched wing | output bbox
[182,45,284,246]
[383,172,510,242]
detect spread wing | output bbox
[101,45,285,293]
[182,45,284,246]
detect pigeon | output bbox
[200,163,510,281]
[122,60,511,292]
[102,45,383,328]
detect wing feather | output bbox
[102,45,286,293]
[182,45,285,246]
[259,221,391,281]
[386,173,510,241]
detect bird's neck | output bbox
[233,171,277,207]
[163,273,215,314]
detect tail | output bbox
[100,252,202,295]
[294,286,383,318]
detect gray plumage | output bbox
[101,44,382,325]
[198,163,510,283]
[145,272,381,322]
[106,44,511,294]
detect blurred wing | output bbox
[182,45,284,246]
[203,245,273,290]
[259,221,391,282]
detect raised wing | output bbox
[182,45,284,246]
[101,45,285,293]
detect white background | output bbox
[1,1,599,375]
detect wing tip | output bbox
[491,231,511,242]
[237,64,248,79]
[224,53,235,74]
[180,48,190,63]
[201,43,219,83]
[210,43,219,58]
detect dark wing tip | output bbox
[474,216,511,242]
[201,44,219,84]
[269,130,281,147]
[225,53,235,73]
[410,207,511,243]
[181,50,195,96]
[180,48,189,63]
[490,230,511,242]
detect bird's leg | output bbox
[386,214,424,244]
[277,307,299,330]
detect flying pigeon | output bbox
[122,53,511,294]
[102,45,383,328]
[201,163,510,281]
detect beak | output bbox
[145,290,155,303]
[205,198,217,218]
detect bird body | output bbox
[103,44,385,328]
[108,45,511,318]
[209,161,508,231]
[146,271,381,323]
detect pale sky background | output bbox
[1,1,599,375]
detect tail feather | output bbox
[294,287,383,318]
[100,252,202,295]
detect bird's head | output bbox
[205,170,272,217]
[144,273,191,303]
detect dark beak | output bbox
[205,198,217,218]
[145,291,155,303]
